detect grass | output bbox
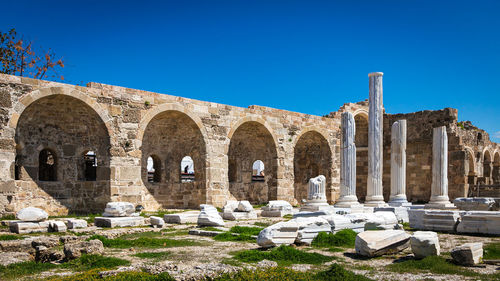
[233,245,335,266]
[229,226,263,236]
[140,209,191,218]
[0,214,15,220]
[88,234,201,248]
[199,226,224,232]
[283,214,293,219]
[484,242,500,260]
[62,254,130,271]
[213,226,263,242]
[0,234,20,241]
[0,261,58,280]
[132,251,171,260]
[311,229,357,249]
[46,269,176,281]
[252,203,268,209]
[253,221,272,228]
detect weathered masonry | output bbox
[0,74,498,215]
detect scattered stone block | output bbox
[453,197,498,211]
[423,210,461,232]
[457,211,500,235]
[451,243,483,266]
[103,202,136,217]
[355,230,411,257]
[257,220,299,247]
[261,200,293,217]
[66,219,88,229]
[189,229,224,237]
[150,216,165,227]
[35,245,63,262]
[375,206,409,223]
[295,217,331,245]
[320,214,353,232]
[222,201,239,213]
[49,220,67,232]
[293,210,334,218]
[197,204,225,227]
[16,207,48,222]
[94,216,145,228]
[410,231,440,259]
[238,201,253,212]
[408,209,425,229]
[364,211,399,230]
[0,239,34,253]
[9,221,49,234]
[164,211,199,224]
[222,211,257,221]
[64,239,104,260]
[343,213,377,232]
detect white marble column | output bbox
[301,175,330,211]
[335,112,360,207]
[425,126,455,209]
[365,72,387,207]
[389,120,410,206]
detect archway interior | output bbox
[483,151,492,184]
[293,131,332,204]
[354,114,368,202]
[141,110,206,208]
[228,121,277,204]
[466,150,477,186]
[492,152,500,184]
[15,95,111,213]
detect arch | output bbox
[226,116,279,155]
[493,150,500,184]
[353,111,369,202]
[293,130,333,204]
[292,126,331,148]
[147,155,162,183]
[227,120,278,203]
[483,149,492,183]
[140,109,207,208]
[464,147,476,176]
[15,93,112,213]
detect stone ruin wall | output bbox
[0,73,498,216]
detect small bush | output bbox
[233,245,334,266]
[0,234,20,241]
[386,255,479,277]
[484,242,500,260]
[311,229,357,248]
[62,254,130,271]
[229,226,263,236]
[88,234,201,248]
[133,251,171,260]
[0,214,15,220]
[315,263,373,281]
[0,261,58,279]
[214,232,255,242]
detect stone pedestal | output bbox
[425,126,455,209]
[301,175,330,211]
[389,120,411,207]
[336,112,360,208]
[365,72,387,207]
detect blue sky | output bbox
[3,0,500,141]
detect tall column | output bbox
[335,112,360,207]
[388,120,410,206]
[365,72,387,207]
[425,126,455,209]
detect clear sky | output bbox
[3,0,499,141]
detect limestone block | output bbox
[222,211,258,221]
[66,219,88,229]
[344,213,378,232]
[293,210,335,218]
[261,200,293,217]
[364,211,398,230]
[16,207,48,222]
[257,220,299,248]
[102,202,135,217]
[295,217,331,245]
[320,214,353,232]
[238,201,253,212]
[355,230,411,257]
[63,239,104,260]
[222,200,239,213]
[422,210,461,232]
[197,204,225,227]
[94,216,144,228]
[410,231,440,259]
[451,243,483,266]
[408,209,425,229]
[457,211,500,235]
[0,239,34,252]
[150,216,165,227]
[453,197,498,211]
[9,221,49,234]
[164,211,199,224]
[374,207,409,223]
[48,220,67,232]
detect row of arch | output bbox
[11,87,335,211]
[465,148,500,185]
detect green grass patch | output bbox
[252,203,268,209]
[132,251,171,260]
[253,221,272,228]
[282,214,293,219]
[0,234,20,241]
[140,209,190,218]
[233,245,334,266]
[214,232,255,242]
[0,214,15,221]
[88,234,201,248]
[0,261,58,280]
[62,254,130,272]
[199,226,224,232]
[386,255,485,277]
[311,229,357,249]
[484,242,500,260]
[46,269,175,281]
[229,226,263,236]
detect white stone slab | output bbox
[295,217,331,245]
[94,216,145,228]
[451,242,483,266]
[410,231,440,259]
[16,207,48,222]
[9,221,49,234]
[453,197,498,211]
[150,216,165,227]
[49,220,67,232]
[375,207,409,223]
[320,214,353,232]
[197,204,225,227]
[261,200,293,217]
[457,211,500,235]
[257,220,298,248]
[423,210,461,232]
[222,211,258,221]
[355,230,410,257]
[66,219,88,229]
[408,209,425,229]
[103,202,136,217]
[164,211,200,224]
[238,201,253,212]
[364,211,398,230]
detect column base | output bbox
[425,202,456,210]
[300,200,331,212]
[335,195,360,208]
[388,201,412,207]
[364,201,389,207]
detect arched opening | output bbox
[252,160,265,182]
[354,113,368,202]
[15,94,111,213]
[141,110,206,208]
[466,149,476,185]
[493,152,500,184]
[293,131,332,204]
[483,150,492,184]
[228,121,278,204]
[39,149,57,181]
[181,156,195,183]
[147,155,162,183]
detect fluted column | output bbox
[365,72,387,207]
[335,112,360,207]
[425,126,455,209]
[388,120,410,206]
[301,175,330,211]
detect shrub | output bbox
[315,264,373,281]
[0,234,20,241]
[0,261,58,279]
[62,254,130,271]
[229,226,263,236]
[0,214,15,220]
[311,229,357,248]
[88,234,200,248]
[233,245,334,266]
[214,232,255,242]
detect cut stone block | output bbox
[222,201,239,213]
[238,201,253,212]
[453,197,498,211]
[150,216,165,227]
[64,239,104,260]
[9,221,49,234]
[320,214,353,232]
[16,207,48,222]
[94,216,145,228]
[355,230,411,257]
[408,209,425,229]
[375,206,409,223]
[164,211,199,224]
[364,211,398,230]
[423,210,461,232]
[343,213,378,232]
[257,220,299,248]
[410,231,440,259]
[451,242,483,266]
[197,204,225,227]
[261,200,293,217]
[293,210,335,218]
[457,211,500,235]
[66,219,88,229]
[49,220,67,232]
[102,202,135,217]
[222,211,257,221]
[295,217,331,245]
